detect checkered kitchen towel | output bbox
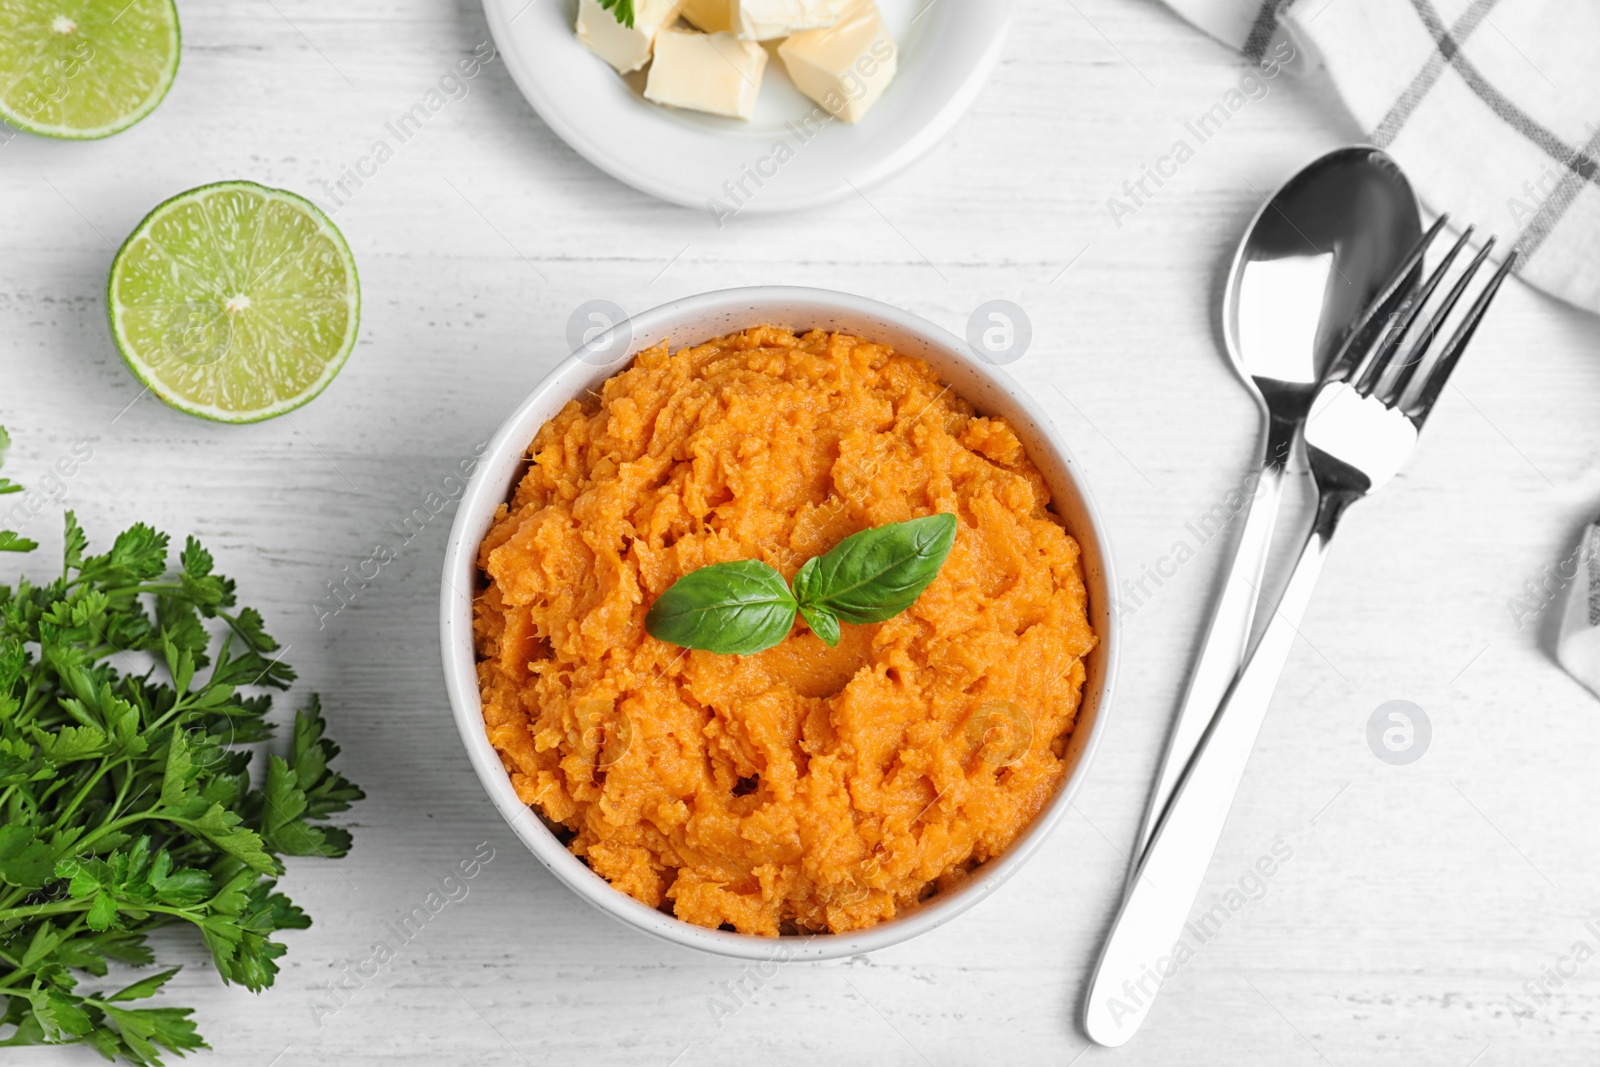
[1164,0,1600,316]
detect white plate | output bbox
[482,0,1016,213]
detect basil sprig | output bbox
[644,514,958,655]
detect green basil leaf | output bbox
[798,602,840,647]
[793,513,957,625]
[645,559,797,655]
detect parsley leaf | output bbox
[0,428,362,1064]
[0,825,55,889]
[595,0,635,28]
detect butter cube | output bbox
[778,1,896,123]
[733,0,846,39]
[679,0,735,33]
[575,0,681,74]
[644,29,768,120]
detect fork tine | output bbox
[1352,225,1475,398]
[1381,236,1496,406]
[1323,215,1452,386]
[1408,248,1518,424]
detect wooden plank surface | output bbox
[4,0,1600,1063]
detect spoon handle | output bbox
[1129,458,1285,864]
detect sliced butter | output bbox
[575,0,682,74]
[644,29,768,120]
[778,1,897,123]
[678,0,735,33]
[734,0,846,39]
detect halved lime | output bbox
[0,0,181,139]
[108,181,361,423]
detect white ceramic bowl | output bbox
[440,286,1119,960]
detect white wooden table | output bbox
[6,1,1600,1063]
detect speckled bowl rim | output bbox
[440,286,1120,961]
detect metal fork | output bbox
[1082,217,1518,1046]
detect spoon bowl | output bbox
[1224,145,1424,425]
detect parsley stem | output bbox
[68,809,156,858]
[0,897,92,925]
[107,760,137,823]
[17,671,48,728]
[48,757,120,836]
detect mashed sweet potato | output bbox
[474,326,1096,935]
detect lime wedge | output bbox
[108,181,361,423]
[0,0,181,139]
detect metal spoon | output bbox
[1129,145,1422,865]
[1085,146,1420,1048]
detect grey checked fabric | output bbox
[1164,0,1600,316]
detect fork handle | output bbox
[1083,516,1335,1047]
[1130,458,1286,863]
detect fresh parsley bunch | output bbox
[0,428,363,1064]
